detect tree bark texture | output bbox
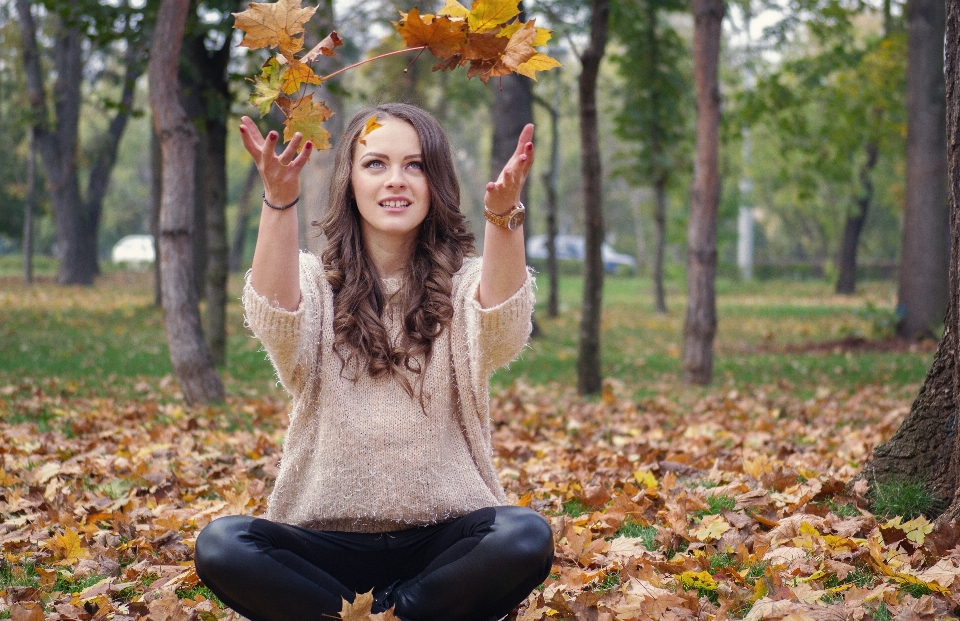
[865,0,960,524]
[576,0,610,395]
[682,0,725,385]
[490,73,534,231]
[538,91,561,318]
[149,0,224,405]
[897,0,948,339]
[835,141,878,294]
[23,128,35,285]
[151,118,163,307]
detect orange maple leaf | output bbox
[233,0,317,53]
[396,8,469,60]
[499,20,537,71]
[461,31,508,60]
[358,117,383,145]
[280,58,323,94]
[283,94,334,150]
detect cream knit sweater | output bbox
[242,252,534,532]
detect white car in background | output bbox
[111,235,155,265]
[527,234,636,274]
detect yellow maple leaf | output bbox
[339,590,374,620]
[515,52,562,81]
[358,116,383,145]
[283,94,334,150]
[900,516,934,545]
[438,0,470,18]
[497,19,552,47]
[280,58,322,95]
[633,470,657,490]
[693,514,731,542]
[47,528,89,566]
[680,570,718,592]
[468,0,521,33]
[233,0,317,51]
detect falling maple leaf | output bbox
[515,53,563,81]
[396,8,468,60]
[358,116,383,145]
[301,31,343,63]
[283,94,334,150]
[437,0,470,18]
[280,58,323,94]
[233,0,317,55]
[499,20,538,71]
[250,57,284,116]
[467,0,521,33]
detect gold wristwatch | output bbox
[484,202,526,230]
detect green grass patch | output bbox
[708,552,737,572]
[562,499,591,517]
[176,584,224,607]
[615,519,658,550]
[865,602,893,621]
[868,479,941,519]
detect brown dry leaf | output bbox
[301,31,343,63]
[339,590,375,620]
[499,20,537,71]
[9,602,44,621]
[396,9,468,60]
[233,0,317,52]
[147,589,191,621]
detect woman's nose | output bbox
[385,165,407,188]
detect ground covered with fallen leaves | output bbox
[2,374,959,621]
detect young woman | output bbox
[194,103,553,621]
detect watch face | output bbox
[508,209,526,230]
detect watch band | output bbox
[484,202,526,230]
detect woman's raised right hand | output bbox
[239,116,313,206]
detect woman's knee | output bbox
[195,515,256,580]
[493,507,555,567]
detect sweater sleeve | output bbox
[463,263,535,377]
[241,252,323,395]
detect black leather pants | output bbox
[194,506,554,621]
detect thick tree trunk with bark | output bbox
[149,0,224,405]
[865,0,960,525]
[836,142,877,294]
[576,0,610,396]
[897,0,948,339]
[151,119,163,307]
[682,0,725,386]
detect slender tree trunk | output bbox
[229,162,260,273]
[897,0,948,339]
[653,174,668,314]
[576,0,610,395]
[864,0,960,525]
[836,142,878,294]
[152,117,163,307]
[682,0,725,386]
[149,0,224,405]
[540,88,561,319]
[23,128,35,285]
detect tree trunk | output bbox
[539,88,561,319]
[576,0,610,396]
[229,162,260,273]
[864,0,960,525]
[23,128,35,285]
[897,0,948,339]
[835,142,878,295]
[148,0,224,405]
[152,117,163,307]
[682,0,725,386]
[653,174,668,314]
[204,116,229,366]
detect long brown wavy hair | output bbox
[316,103,476,395]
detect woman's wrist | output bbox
[263,188,301,209]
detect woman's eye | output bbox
[363,160,385,169]
[407,161,424,171]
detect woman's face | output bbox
[351,117,431,249]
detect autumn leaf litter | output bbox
[2,374,960,620]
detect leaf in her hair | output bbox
[358,117,383,146]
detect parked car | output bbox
[111,235,155,265]
[526,234,636,274]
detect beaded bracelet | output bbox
[262,191,300,210]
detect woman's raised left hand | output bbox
[484,124,534,215]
